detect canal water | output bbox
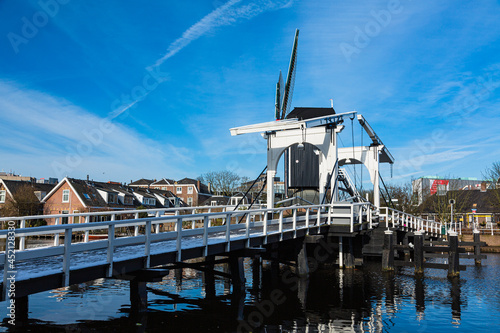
[1,253,499,332]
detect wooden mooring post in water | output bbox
[382,231,487,278]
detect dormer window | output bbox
[143,197,156,206]
[108,193,117,204]
[0,190,6,203]
[62,190,70,203]
[124,196,133,205]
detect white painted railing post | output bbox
[145,220,151,268]
[155,211,161,233]
[391,210,395,229]
[107,224,115,277]
[279,210,284,241]
[176,218,182,261]
[84,216,90,242]
[316,207,321,226]
[54,217,60,246]
[350,205,354,233]
[20,219,26,250]
[62,228,72,286]
[203,216,209,256]
[305,208,310,231]
[225,213,231,251]
[245,214,251,247]
[263,210,269,243]
[327,205,332,225]
[293,209,297,238]
[134,212,139,236]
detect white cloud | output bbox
[0,81,191,181]
[151,0,294,69]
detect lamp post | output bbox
[449,199,456,233]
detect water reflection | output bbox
[2,255,500,332]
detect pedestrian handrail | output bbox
[379,207,443,237]
[0,201,378,300]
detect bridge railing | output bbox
[0,202,376,300]
[0,203,266,250]
[379,207,443,237]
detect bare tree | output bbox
[385,182,419,214]
[421,179,471,223]
[1,184,44,226]
[199,170,242,196]
[482,161,500,188]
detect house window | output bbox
[62,190,70,203]
[176,187,182,194]
[161,186,167,191]
[187,197,193,206]
[211,201,217,206]
[62,210,69,224]
[0,190,6,203]
[108,193,116,203]
[188,186,193,194]
[73,210,80,223]
[124,196,133,205]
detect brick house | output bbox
[149,178,212,207]
[0,179,55,217]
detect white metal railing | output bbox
[379,207,443,237]
[0,202,377,300]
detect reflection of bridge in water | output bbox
[3,258,467,332]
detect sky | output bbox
[1,0,499,187]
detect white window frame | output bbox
[176,187,182,194]
[187,197,193,206]
[211,201,217,206]
[0,190,6,203]
[62,189,70,203]
[187,186,193,194]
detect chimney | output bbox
[208,182,211,193]
[87,175,89,181]
[197,180,200,191]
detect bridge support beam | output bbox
[448,232,460,278]
[474,230,482,266]
[382,230,394,271]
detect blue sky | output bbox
[1,0,499,186]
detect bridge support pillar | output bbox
[203,256,216,299]
[252,255,261,292]
[297,242,309,277]
[130,279,148,313]
[229,256,246,289]
[344,238,355,269]
[414,231,424,275]
[382,230,394,271]
[448,232,460,278]
[474,230,482,266]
